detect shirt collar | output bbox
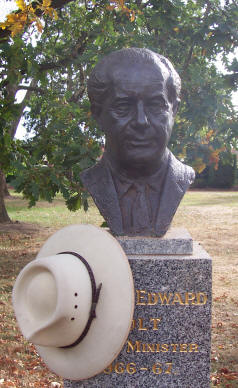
[104,150,170,199]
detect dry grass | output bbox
[173,191,238,387]
[0,190,237,387]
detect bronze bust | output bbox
[81,48,195,236]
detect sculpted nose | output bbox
[134,101,149,129]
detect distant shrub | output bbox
[6,174,15,183]
[193,152,237,189]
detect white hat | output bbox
[12,224,134,380]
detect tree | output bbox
[1,0,237,222]
[0,0,75,222]
[0,0,134,221]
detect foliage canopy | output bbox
[0,0,238,220]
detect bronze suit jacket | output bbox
[80,150,195,236]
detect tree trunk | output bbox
[3,173,11,197]
[4,185,11,197]
[0,169,11,223]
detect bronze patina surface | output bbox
[81,48,195,236]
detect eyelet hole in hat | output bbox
[71,318,75,321]
[74,293,78,296]
[74,305,78,309]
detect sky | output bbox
[0,0,18,20]
[1,0,237,140]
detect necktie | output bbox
[131,183,150,233]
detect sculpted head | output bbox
[88,48,181,178]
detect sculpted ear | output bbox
[91,103,100,120]
[91,104,103,128]
[172,98,180,116]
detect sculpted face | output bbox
[97,62,176,177]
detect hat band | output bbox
[57,251,102,349]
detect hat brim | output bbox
[35,224,134,380]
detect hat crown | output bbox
[26,270,57,322]
[13,254,92,347]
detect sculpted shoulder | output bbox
[80,159,106,188]
[169,152,195,189]
[81,152,195,190]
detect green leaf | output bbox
[66,193,82,211]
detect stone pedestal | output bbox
[64,228,212,388]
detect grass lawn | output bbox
[0,190,238,387]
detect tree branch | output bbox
[69,65,86,102]
[182,45,194,72]
[203,1,211,20]
[17,85,46,94]
[39,32,88,71]
[140,1,150,8]
[11,79,38,138]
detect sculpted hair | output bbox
[88,47,181,118]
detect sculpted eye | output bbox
[117,103,129,111]
[148,99,168,113]
[113,101,131,115]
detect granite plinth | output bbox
[64,232,212,388]
[117,228,193,255]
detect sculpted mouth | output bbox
[125,139,154,147]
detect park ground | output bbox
[0,190,238,387]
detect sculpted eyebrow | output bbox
[147,95,167,105]
[113,97,133,103]
[147,93,165,100]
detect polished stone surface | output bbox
[116,227,193,255]
[64,236,212,388]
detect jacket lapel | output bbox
[80,158,123,235]
[81,152,194,237]
[155,153,189,236]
